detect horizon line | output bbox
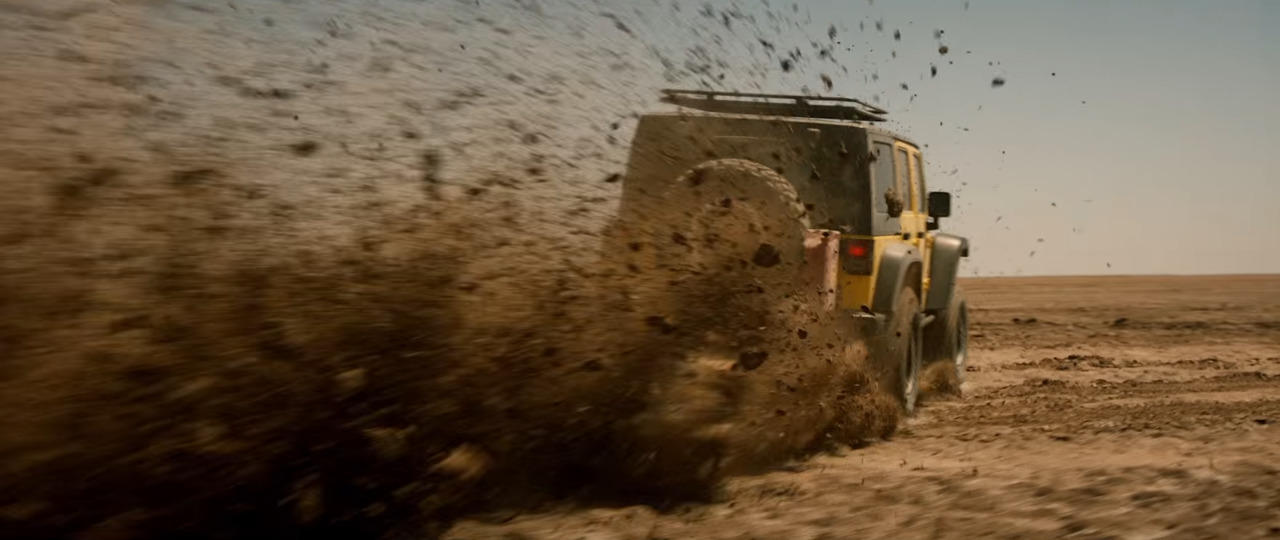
[962,273,1280,279]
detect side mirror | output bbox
[927,191,952,218]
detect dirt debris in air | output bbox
[0,2,905,538]
[3,1,1279,540]
[0,167,898,539]
[2,144,894,538]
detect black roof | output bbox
[660,89,888,123]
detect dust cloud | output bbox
[0,1,900,538]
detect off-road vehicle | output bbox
[607,89,970,413]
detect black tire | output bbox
[923,286,968,393]
[878,287,922,414]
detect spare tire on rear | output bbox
[633,159,809,282]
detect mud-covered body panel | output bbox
[924,233,969,313]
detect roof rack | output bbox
[659,89,888,122]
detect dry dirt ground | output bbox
[445,275,1280,540]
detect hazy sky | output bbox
[124,0,1275,277]
[803,0,1280,276]
[592,0,1280,276]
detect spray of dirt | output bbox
[0,2,904,538]
[0,175,900,538]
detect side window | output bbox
[912,152,925,212]
[895,148,910,209]
[872,142,895,214]
[870,142,890,213]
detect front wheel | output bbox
[923,286,969,394]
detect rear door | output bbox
[894,142,932,301]
[847,137,924,312]
[903,145,932,300]
[893,142,927,251]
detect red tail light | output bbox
[841,238,874,275]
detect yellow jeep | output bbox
[608,89,970,413]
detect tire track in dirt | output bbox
[446,276,1280,540]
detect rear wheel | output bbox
[878,287,922,414]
